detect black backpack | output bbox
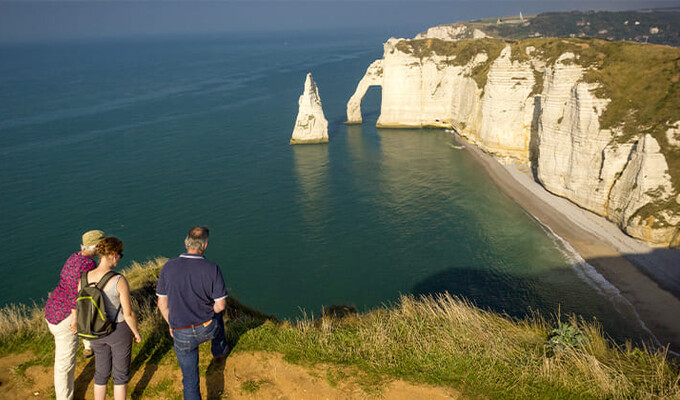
[76,270,121,339]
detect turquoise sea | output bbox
[0,29,649,343]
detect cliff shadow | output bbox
[529,94,542,180]
[590,249,680,354]
[411,266,546,322]
[409,252,680,354]
[624,248,680,300]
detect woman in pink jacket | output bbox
[45,230,104,400]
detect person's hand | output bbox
[69,321,77,334]
[168,327,174,338]
[133,333,142,343]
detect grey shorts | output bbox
[90,321,133,385]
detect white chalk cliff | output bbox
[347,37,680,246]
[291,73,329,144]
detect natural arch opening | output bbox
[359,86,382,125]
[345,60,384,124]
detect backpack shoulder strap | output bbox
[80,271,89,288]
[96,271,121,290]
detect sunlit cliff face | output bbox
[347,37,680,246]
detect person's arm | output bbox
[117,276,142,343]
[155,265,173,337]
[69,280,82,334]
[213,298,226,314]
[157,295,173,337]
[211,264,228,315]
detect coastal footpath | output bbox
[347,36,680,247]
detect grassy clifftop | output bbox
[1,259,679,399]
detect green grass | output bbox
[234,294,680,400]
[0,302,53,356]
[2,260,679,399]
[240,379,268,394]
[143,378,182,400]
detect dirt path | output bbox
[0,351,461,399]
[0,352,38,399]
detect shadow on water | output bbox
[412,267,540,320]
[411,249,680,354]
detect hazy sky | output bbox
[1,1,678,43]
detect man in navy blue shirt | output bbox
[157,226,228,400]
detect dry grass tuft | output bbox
[237,293,680,399]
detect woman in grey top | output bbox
[72,237,142,400]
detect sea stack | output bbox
[290,73,329,144]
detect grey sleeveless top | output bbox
[102,275,125,323]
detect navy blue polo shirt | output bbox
[156,254,227,328]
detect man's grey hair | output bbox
[185,226,210,250]
[80,244,97,252]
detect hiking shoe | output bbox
[83,348,94,358]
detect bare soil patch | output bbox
[1,351,462,399]
[0,352,46,399]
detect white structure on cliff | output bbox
[291,73,329,144]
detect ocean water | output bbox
[0,30,649,342]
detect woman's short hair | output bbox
[96,237,124,256]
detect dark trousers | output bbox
[90,321,133,385]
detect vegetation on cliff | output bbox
[1,259,679,399]
[395,38,506,90]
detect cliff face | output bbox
[347,37,680,246]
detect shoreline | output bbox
[460,136,680,353]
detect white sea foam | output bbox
[536,216,669,351]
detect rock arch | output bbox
[346,60,384,124]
